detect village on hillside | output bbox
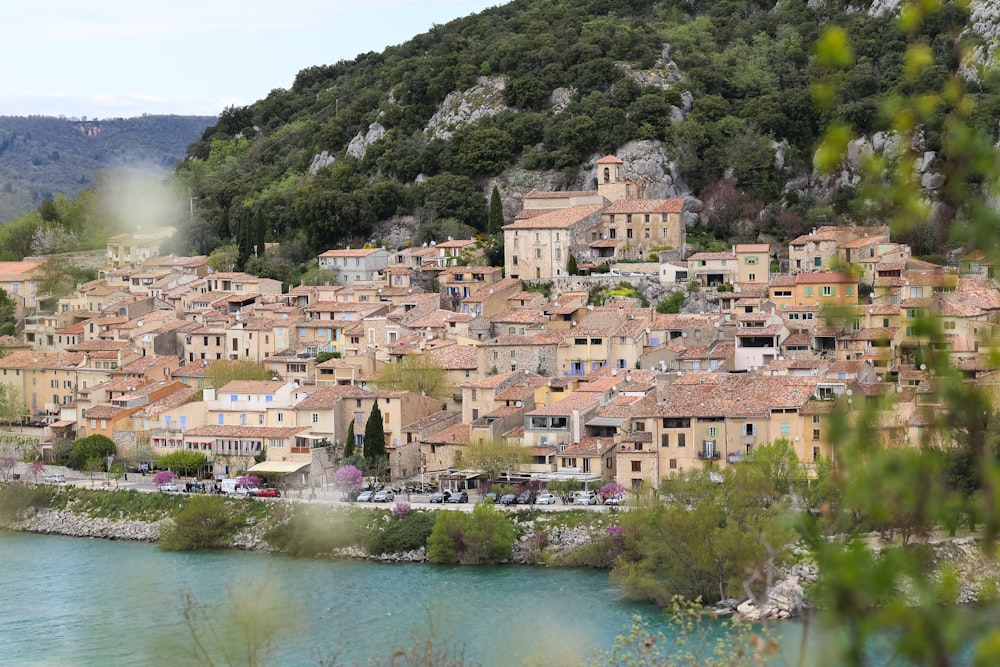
[0,155,996,493]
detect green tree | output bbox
[68,434,115,471]
[206,360,277,389]
[373,354,452,402]
[343,422,356,459]
[462,439,531,483]
[488,185,503,235]
[656,291,686,314]
[363,401,386,469]
[0,384,26,424]
[207,244,239,273]
[567,253,578,276]
[157,451,209,477]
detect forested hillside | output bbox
[0,115,214,223]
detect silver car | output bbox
[536,493,557,505]
[574,492,598,506]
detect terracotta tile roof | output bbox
[402,410,461,432]
[84,404,132,419]
[782,333,813,347]
[184,425,310,439]
[603,198,685,214]
[133,387,200,417]
[573,310,626,336]
[523,188,599,199]
[217,380,287,394]
[0,351,85,370]
[827,359,865,374]
[502,204,605,230]
[560,437,616,457]
[424,344,477,370]
[526,392,601,416]
[839,235,887,249]
[318,248,386,258]
[657,374,819,418]
[292,385,353,410]
[595,155,623,164]
[423,422,470,445]
[494,377,547,402]
[688,251,734,261]
[490,308,550,325]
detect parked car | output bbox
[44,474,66,484]
[158,483,178,493]
[339,491,360,502]
[255,488,281,498]
[574,491,598,505]
[536,493,557,505]
[356,490,375,502]
[446,490,469,503]
[373,488,395,502]
[499,493,517,506]
[479,492,499,505]
[517,490,536,505]
[429,491,448,503]
[604,493,625,505]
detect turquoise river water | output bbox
[1,531,985,666]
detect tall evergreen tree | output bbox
[488,185,503,235]
[343,422,355,459]
[567,254,578,275]
[363,401,386,465]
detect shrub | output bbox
[264,505,365,557]
[159,496,239,551]
[427,503,516,564]
[0,484,53,525]
[366,510,435,555]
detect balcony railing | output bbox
[697,450,721,460]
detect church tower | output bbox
[595,154,632,201]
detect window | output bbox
[678,433,686,447]
[669,458,677,470]
[745,256,759,264]
[512,255,518,266]
[626,228,633,239]
[218,414,224,425]
[180,416,186,429]
[812,446,821,462]
[748,273,756,281]
[707,427,718,437]
[813,428,821,440]
[813,257,822,267]
[662,228,668,238]
[812,415,821,424]
[50,380,58,388]
[805,286,814,297]
[821,286,834,296]
[743,424,756,436]
[355,412,363,424]
[311,413,319,424]
[631,461,641,472]
[555,248,561,260]
[780,421,791,435]
[846,285,855,296]
[535,249,541,258]
[661,434,669,448]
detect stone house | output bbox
[504,204,606,280]
[317,248,391,285]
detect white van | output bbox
[219,479,239,494]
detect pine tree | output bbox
[567,254,578,275]
[343,422,355,459]
[488,185,503,235]
[363,401,386,465]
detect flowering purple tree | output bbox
[153,470,177,486]
[391,501,412,518]
[0,457,16,482]
[237,475,262,489]
[599,482,628,501]
[334,465,364,502]
[27,460,46,484]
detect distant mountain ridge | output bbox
[0,115,215,223]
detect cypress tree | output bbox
[363,401,386,464]
[343,422,355,459]
[488,185,503,235]
[567,254,578,275]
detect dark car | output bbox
[446,490,469,503]
[517,490,536,505]
[499,493,517,506]
[255,488,281,498]
[429,491,448,503]
[356,490,375,502]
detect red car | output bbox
[255,488,281,498]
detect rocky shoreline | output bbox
[10,508,998,623]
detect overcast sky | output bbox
[1,0,502,119]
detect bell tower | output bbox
[595,154,631,201]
